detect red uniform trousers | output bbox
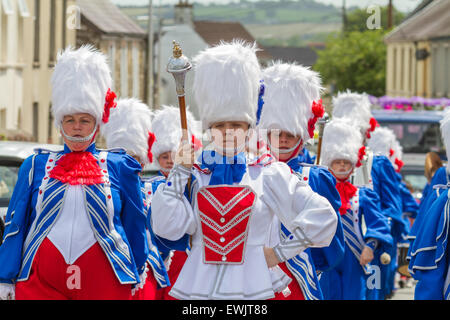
[15,238,132,300]
[269,262,305,300]
[132,268,158,300]
[155,250,188,300]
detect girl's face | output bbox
[158,151,174,174]
[330,159,354,181]
[267,130,301,161]
[210,121,250,156]
[61,113,97,152]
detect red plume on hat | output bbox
[356,146,366,168]
[366,117,379,139]
[102,88,117,124]
[308,99,324,138]
[148,131,156,163]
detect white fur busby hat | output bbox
[151,105,201,162]
[440,107,450,167]
[367,126,397,158]
[258,61,324,141]
[51,45,114,128]
[332,90,375,138]
[193,40,261,129]
[321,118,364,168]
[101,98,154,165]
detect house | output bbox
[156,0,272,119]
[0,0,149,144]
[76,0,148,103]
[0,0,78,144]
[384,0,450,98]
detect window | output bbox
[48,106,53,143]
[62,0,67,47]
[380,121,445,156]
[1,4,7,62]
[49,0,55,64]
[0,109,6,129]
[1,0,13,15]
[132,43,139,98]
[32,102,39,141]
[120,43,128,97]
[33,0,40,65]
[108,42,116,90]
[18,0,29,17]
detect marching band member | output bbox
[331,90,378,188]
[150,40,338,300]
[389,139,418,288]
[101,98,172,299]
[367,126,405,299]
[319,118,393,300]
[150,105,201,300]
[257,62,345,300]
[0,46,148,300]
[408,110,450,300]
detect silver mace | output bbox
[167,40,192,142]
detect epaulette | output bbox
[298,162,328,169]
[97,147,127,154]
[433,184,450,190]
[142,175,165,183]
[33,148,62,155]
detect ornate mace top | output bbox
[167,40,192,96]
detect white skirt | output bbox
[169,244,292,300]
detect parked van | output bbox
[372,109,446,200]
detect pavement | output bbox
[389,279,416,300]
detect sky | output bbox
[111,0,423,13]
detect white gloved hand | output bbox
[0,283,15,300]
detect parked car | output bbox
[372,109,446,201]
[0,141,62,246]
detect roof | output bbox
[193,21,272,61]
[384,0,450,43]
[77,0,146,37]
[264,46,319,67]
[372,109,444,123]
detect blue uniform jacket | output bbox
[0,144,149,286]
[371,155,405,241]
[409,188,450,300]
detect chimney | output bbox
[174,0,194,26]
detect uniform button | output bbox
[222,255,227,262]
[220,237,225,243]
[107,195,112,199]
[167,182,172,186]
[220,218,225,223]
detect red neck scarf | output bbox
[335,180,357,215]
[49,152,104,185]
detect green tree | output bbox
[313,29,387,97]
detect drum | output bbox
[397,243,411,277]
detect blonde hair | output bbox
[425,152,443,183]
